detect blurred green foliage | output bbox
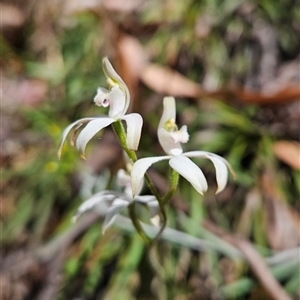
[2,0,299,299]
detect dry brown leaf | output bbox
[117,34,147,80]
[102,0,142,12]
[116,37,299,105]
[116,34,148,109]
[273,140,300,170]
[203,83,300,104]
[62,0,100,15]
[140,64,202,98]
[63,0,142,17]
[0,4,25,28]
[234,84,300,104]
[264,198,300,250]
[261,172,300,250]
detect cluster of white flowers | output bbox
[59,58,234,235]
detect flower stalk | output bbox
[162,169,179,205]
[59,57,234,245]
[112,120,137,162]
[128,203,151,244]
[112,120,168,241]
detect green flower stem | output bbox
[113,120,152,241]
[151,170,179,241]
[112,119,168,242]
[128,203,151,244]
[162,169,179,205]
[142,174,168,243]
[112,120,137,162]
[112,120,162,203]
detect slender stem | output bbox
[128,203,151,244]
[112,120,151,241]
[112,119,169,242]
[151,206,167,244]
[144,173,161,201]
[150,170,179,242]
[112,120,137,162]
[141,173,167,241]
[112,117,171,297]
[112,119,162,203]
[162,169,179,205]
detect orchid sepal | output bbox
[102,57,130,116]
[58,117,95,159]
[75,117,115,158]
[73,190,159,235]
[121,113,143,151]
[157,97,189,155]
[183,151,235,194]
[131,156,171,197]
[94,86,126,118]
[169,155,208,195]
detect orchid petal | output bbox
[102,200,128,234]
[158,97,176,128]
[183,151,234,176]
[70,123,85,147]
[94,86,126,118]
[121,113,143,150]
[157,97,180,155]
[108,86,126,118]
[157,97,189,155]
[102,57,126,88]
[75,118,115,158]
[207,156,228,193]
[150,215,161,227]
[183,151,230,193]
[117,169,131,188]
[158,128,183,155]
[135,195,157,204]
[169,155,208,195]
[131,156,170,197]
[73,191,117,222]
[135,195,159,217]
[102,57,130,114]
[171,125,189,143]
[58,118,95,159]
[94,87,110,107]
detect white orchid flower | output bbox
[73,190,159,234]
[131,97,235,197]
[58,57,143,159]
[117,152,145,196]
[73,166,159,234]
